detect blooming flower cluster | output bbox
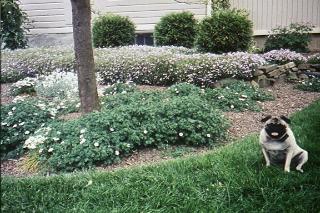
[307,53,320,64]
[10,77,37,95]
[262,49,307,65]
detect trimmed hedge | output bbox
[92,13,135,48]
[2,46,267,86]
[154,11,197,48]
[196,9,253,53]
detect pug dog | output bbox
[259,115,308,173]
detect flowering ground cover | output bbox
[1,100,319,212]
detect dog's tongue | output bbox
[271,132,279,136]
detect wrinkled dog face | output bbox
[261,115,291,140]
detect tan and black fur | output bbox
[259,115,308,173]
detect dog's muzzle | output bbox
[265,123,287,140]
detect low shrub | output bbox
[154,12,197,48]
[307,53,320,64]
[29,93,229,171]
[0,99,55,159]
[196,9,253,53]
[10,77,36,96]
[203,80,273,111]
[92,14,135,48]
[262,49,307,65]
[1,47,74,83]
[2,46,267,86]
[1,0,28,50]
[295,78,320,92]
[35,71,79,100]
[264,23,313,52]
[103,82,138,96]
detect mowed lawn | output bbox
[1,100,320,212]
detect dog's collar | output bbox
[267,133,289,142]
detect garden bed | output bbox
[1,82,319,177]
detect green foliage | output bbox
[154,11,197,48]
[204,80,273,111]
[0,99,54,159]
[295,78,320,92]
[103,82,138,96]
[167,83,202,96]
[0,0,28,50]
[92,13,135,48]
[10,77,36,96]
[196,9,253,53]
[264,23,313,52]
[34,90,229,171]
[307,53,320,64]
[211,0,230,11]
[2,101,320,212]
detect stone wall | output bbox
[252,62,320,87]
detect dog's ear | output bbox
[280,115,291,124]
[261,115,272,123]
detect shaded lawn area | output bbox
[1,100,320,212]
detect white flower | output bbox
[206,134,211,138]
[1,122,7,126]
[241,94,248,98]
[176,90,179,94]
[13,124,17,128]
[39,149,43,154]
[110,128,114,132]
[115,150,120,155]
[239,98,245,101]
[85,180,93,187]
[8,111,13,116]
[57,131,61,135]
[61,141,65,144]
[179,132,183,137]
[25,131,30,135]
[80,138,86,144]
[121,90,127,94]
[76,103,81,108]
[12,107,16,111]
[19,122,25,126]
[53,137,60,141]
[94,142,99,147]
[230,105,235,109]
[48,147,54,152]
[80,128,86,134]
[143,130,148,134]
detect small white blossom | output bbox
[25,131,30,135]
[48,147,54,152]
[53,137,60,141]
[39,149,43,154]
[179,132,183,137]
[230,105,235,109]
[19,122,25,126]
[80,128,86,134]
[110,128,114,132]
[206,134,211,138]
[13,124,17,128]
[143,130,148,134]
[115,150,120,155]
[12,107,16,111]
[94,142,99,147]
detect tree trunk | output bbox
[70,0,100,113]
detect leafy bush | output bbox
[264,23,313,52]
[307,53,320,64]
[1,0,28,50]
[92,14,135,48]
[262,49,307,65]
[196,9,253,53]
[295,78,320,92]
[29,92,229,171]
[0,99,55,159]
[103,82,138,96]
[154,12,197,48]
[35,71,79,100]
[203,80,273,111]
[211,0,230,11]
[10,77,36,96]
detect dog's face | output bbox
[261,115,291,140]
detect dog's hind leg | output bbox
[296,151,308,173]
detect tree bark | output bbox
[70,0,100,113]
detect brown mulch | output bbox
[1,82,319,177]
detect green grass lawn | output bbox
[1,100,320,212]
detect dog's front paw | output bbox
[284,168,290,173]
[266,163,270,167]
